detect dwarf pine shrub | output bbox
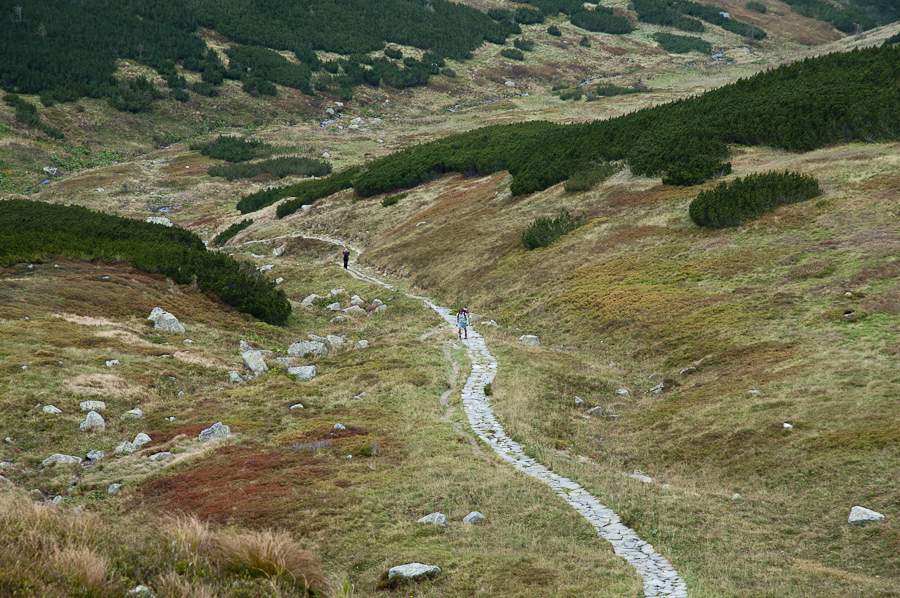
[522,210,586,249]
[688,171,822,228]
[564,161,622,192]
[213,219,253,246]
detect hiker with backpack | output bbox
[456,307,469,340]
[342,249,350,269]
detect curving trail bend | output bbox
[249,233,689,597]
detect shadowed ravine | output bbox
[243,233,689,597]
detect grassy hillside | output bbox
[2,6,900,598]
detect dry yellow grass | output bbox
[212,529,328,592]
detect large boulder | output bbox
[300,294,322,307]
[148,308,185,333]
[242,350,269,376]
[288,341,327,358]
[199,422,231,442]
[288,366,317,381]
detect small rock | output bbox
[28,489,44,500]
[121,408,144,420]
[662,484,671,489]
[42,405,62,415]
[290,403,304,410]
[105,359,120,367]
[586,406,604,417]
[342,305,365,315]
[199,422,231,442]
[517,335,540,347]
[149,452,172,462]
[848,506,885,526]
[325,302,341,312]
[326,288,345,298]
[322,152,331,159]
[0,474,12,487]
[417,512,447,526]
[630,472,652,483]
[147,307,185,333]
[487,320,499,328]
[748,389,761,394]
[300,294,322,307]
[86,450,105,462]
[275,277,284,284]
[463,511,485,524]
[114,442,139,454]
[79,400,106,412]
[504,80,516,87]
[732,493,743,501]
[615,388,631,397]
[228,371,243,384]
[388,563,442,582]
[288,340,328,358]
[324,335,344,351]
[783,423,793,429]
[108,483,122,495]
[573,396,584,405]
[146,216,173,227]
[126,584,155,597]
[242,350,269,376]
[273,244,285,256]
[133,433,151,447]
[333,423,346,430]
[647,382,664,394]
[354,340,369,349]
[679,367,698,376]
[42,454,82,467]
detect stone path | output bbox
[245,232,689,597]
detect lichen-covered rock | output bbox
[80,400,106,412]
[42,453,82,467]
[288,341,327,358]
[242,350,269,376]
[354,340,370,349]
[342,305,365,315]
[133,433,152,447]
[199,422,231,442]
[848,506,885,526]
[324,335,344,351]
[121,408,144,420]
[463,511,485,524]
[108,483,122,495]
[325,302,341,312]
[42,405,62,415]
[80,410,106,431]
[387,562,442,581]
[148,308,185,333]
[517,335,540,346]
[417,512,447,527]
[288,366,317,381]
[149,452,172,462]
[300,294,321,307]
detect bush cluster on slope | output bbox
[522,210,586,249]
[242,45,899,219]
[0,201,291,325]
[688,171,822,228]
[209,157,332,181]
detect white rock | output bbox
[354,340,369,349]
[105,359,120,367]
[783,423,793,429]
[42,405,62,414]
[146,216,173,227]
[228,371,243,384]
[86,450,105,462]
[322,152,331,159]
[114,442,138,454]
[0,474,12,487]
[290,403,304,410]
[326,288,345,298]
[388,563,442,581]
[108,483,122,495]
[275,277,284,284]
[342,305,365,315]
[586,406,604,417]
[463,511,485,524]
[615,388,631,397]
[288,341,327,357]
[630,473,652,483]
[334,423,346,430]
[148,308,185,333]
[80,400,106,412]
[133,433,151,447]
[300,294,322,307]
[126,585,154,597]
[242,350,269,376]
[417,512,447,526]
[504,80,516,87]
[273,244,285,256]
[573,396,584,405]
[259,264,274,271]
[350,294,365,306]
[149,452,172,462]
[732,493,743,501]
[848,506,885,526]
[324,335,344,351]
[325,302,341,312]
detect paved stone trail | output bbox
[245,233,689,597]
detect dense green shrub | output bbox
[0,201,290,324]
[514,39,535,51]
[592,83,650,97]
[745,1,767,14]
[688,171,822,228]
[190,136,274,162]
[883,32,900,47]
[208,157,332,181]
[500,48,525,61]
[384,48,403,60]
[564,161,622,192]
[381,193,407,207]
[652,32,711,54]
[213,219,254,246]
[579,36,591,47]
[171,89,190,102]
[191,81,220,97]
[569,8,632,34]
[522,210,586,249]
[547,25,562,36]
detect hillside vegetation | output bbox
[2,4,900,598]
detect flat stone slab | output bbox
[388,562,442,581]
[848,506,885,526]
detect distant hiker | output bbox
[456,307,469,340]
[342,249,350,269]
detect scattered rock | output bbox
[146,216,173,227]
[517,335,540,346]
[324,335,344,351]
[354,340,369,349]
[259,264,274,271]
[126,584,155,597]
[275,277,284,284]
[133,433,152,447]
[121,408,144,420]
[732,493,743,501]
[301,294,322,307]
[79,410,106,431]
[288,341,327,358]
[463,511,485,524]
[0,474,12,488]
[748,389,761,395]
[80,400,106,412]
[242,350,269,376]
[326,302,341,312]
[86,450,105,462]
[228,371,243,384]
[586,406,604,417]
[239,340,253,352]
[573,396,584,406]
[630,471,652,483]
[147,307,185,333]
[42,454,82,467]
[290,403,304,410]
[333,423,346,430]
[114,442,139,454]
[848,506,884,526]
[43,166,58,176]
[371,299,384,308]
[28,489,45,500]
[615,388,631,397]
[647,382,664,394]
[105,359,120,367]
[273,244,285,256]
[349,294,365,306]
[326,288,345,298]
[486,320,499,328]
[417,512,447,527]
[108,483,122,495]
[149,452,172,462]
[388,563,442,582]
[343,305,365,315]
[288,366,317,381]
[199,422,231,442]
[322,152,331,159]
[783,423,793,429]
[504,80,516,87]
[679,367,698,376]
[42,405,62,415]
